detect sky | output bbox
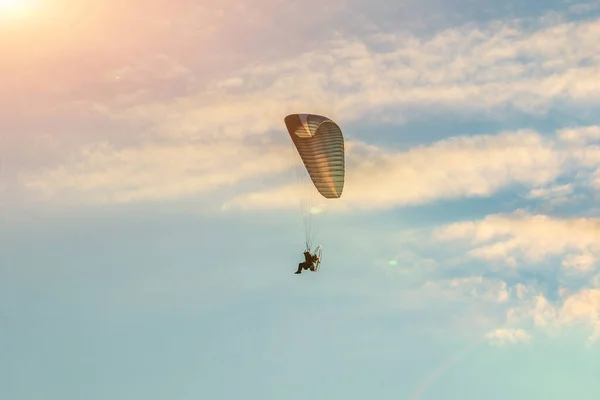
[2,0,600,399]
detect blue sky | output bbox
[3,0,600,399]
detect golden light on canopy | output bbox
[284,113,345,252]
[284,113,345,199]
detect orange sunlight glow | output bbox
[0,0,34,18]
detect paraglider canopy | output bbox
[284,113,345,199]
[284,113,345,252]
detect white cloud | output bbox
[557,126,600,145]
[81,17,600,143]
[26,123,600,211]
[20,128,565,208]
[561,289,600,325]
[506,294,558,330]
[435,211,600,269]
[514,283,530,300]
[485,328,531,346]
[225,129,562,211]
[559,290,600,345]
[524,183,580,212]
[562,252,597,272]
[507,288,600,343]
[526,183,574,200]
[19,140,295,204]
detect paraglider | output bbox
[295,249,319,274]
[294,245,323,274]
[284,113,344,274]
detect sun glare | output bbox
[0,0,33,18]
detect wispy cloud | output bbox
[507,283,600,343]
[557,125,600,144]
[526,183,574,200]
[82,17,600,141]
[19,140,294,205]
[485,328,532,346]
[225,129,561,211]
[435,211,600,269]
[18,126,565,208]
[562,252,597,272]
[22,121,600,212]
